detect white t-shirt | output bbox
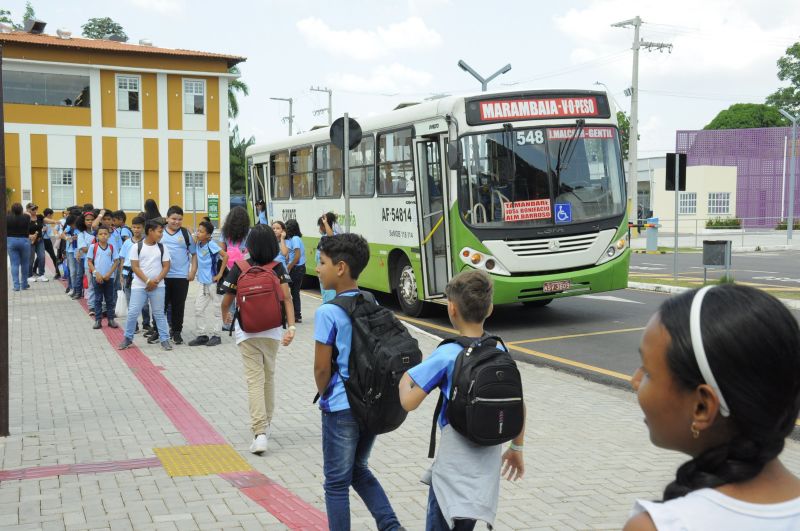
[128,241,171,289]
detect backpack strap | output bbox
[91,242,99,262]
[136,241,165,262]
[235,259,251,275]
[180,227,191,249]
[428,392,444,459]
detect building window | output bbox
[183,79,205,115]
[119,170,142,211]
[270,152,290,200]
[378,129,414,196]
[3,70,90,107]
[49,168,74,210]
[315,144,343,198]
[679,192,696,215]
[184,171,206,211]
[708,192,730,215]
[117,75,140,112]
[348,135,376,197]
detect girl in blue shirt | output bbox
[284,219,305,322]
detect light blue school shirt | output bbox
[287,235,305,267]
[120,226,133,241]
[407,339,507,428]
[258,211,268,225]
[313,290,360,412]
[161,228,196,279]
[196,240,222,284]
[78,231,95,267]
[120,238,138,275]
[109,227,123,252]
[89,242,119,276]
[274,252,287,268]
[64,226,76,254]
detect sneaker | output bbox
[249,433,269,455]
[70,293,81,300]
[171,332,184,345]
[147,335,161,344]
[89,311,95,318]
[65,287,70,294]
[54,274,61,280]
[38,275,49,282]
[188,335,209,346]
[134,324,141,334]
[160,341,173,351]
[93,320,102,330]
[22,285,30,290]
[206,336,222,347]
[144,328,158,339]
[118,338,133,350]
[296,317,302,324]
[27,276,37,283]
[142,324,153,332]
[107,319,119,329]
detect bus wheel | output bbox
[396,257,425,317]
[522,298,553,308]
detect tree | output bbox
[22,2,35,22]
[81,17,128,41]
[703,103,787,130]
[229,126,254,194]
[227,66,249,120]
[766,42,800,116]
[0,9,14,26]
[616,110,636,160]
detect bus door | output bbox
[413,133,450,298]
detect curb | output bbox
[628,281,800,310]
[631,244,797,253]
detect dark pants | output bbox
[30,239,45,277]
[289,264,305,320]
[164,278,190,333]
[426,486,476,531]
[92,277,116,321]
[43,238,58,276]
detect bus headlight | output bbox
[459,247,511,276]
[596,236,628,265]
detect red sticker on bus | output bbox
[479,97,599,122]
[502,199,552,222]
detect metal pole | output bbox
[457,60,511,92]
[328,90,332,126]
[344,113,350,233]
[673,160,679,280]
[629,17,641,227]
[779,109,797,244]
[0,45,9,437]
[270,97,294,136]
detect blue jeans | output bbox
[7,237,31,290]
[92,277,116,321]
[67,253,81,296]
[426,486,476,531]
[30,239,45,276]
[123,282,151,328]
[124,287,169,342]
[321,409,400,531]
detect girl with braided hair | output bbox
[625,284,800,530]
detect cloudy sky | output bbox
[9,0,800,158]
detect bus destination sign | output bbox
[465,93,610,125]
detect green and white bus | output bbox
[245,89,630,316]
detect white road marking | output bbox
[630,266,664,271]
[581,295,645,304]
[752,276,800,284]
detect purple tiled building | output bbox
[676,127,800,226]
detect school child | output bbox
[399,269,526,531]
[62,214,78,295]
[220,225,295,454]
[624,284,800,530]
[113,210,132,242]
[316,212,338,303]
[313,233,404,531]
[284,219,305,322]
[188,221,228,347]
[220,206,250,332]
[87,226,120,329]
[75,212,95,304]
[118,219,172,351]
[270,221,289,268]
[120,217,151,333]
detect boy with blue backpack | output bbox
[399,269,526,531]
[188,220,228,347]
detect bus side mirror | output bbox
[447,141,462,170]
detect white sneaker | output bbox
[27,276,37,283]
[249,433,269,455]
[38,275,49,282]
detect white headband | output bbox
[689,286,730,417]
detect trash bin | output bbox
[646,217,660,252]
[702,240,732,283]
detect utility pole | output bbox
[0,45,8,437]
[457,60,511,92]
[270,97,294,136]
[310,86,333,125]
[612,17,672,226]
[779,109,798,243]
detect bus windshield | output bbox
[457,126,625,228]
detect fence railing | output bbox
[631,216,798,248]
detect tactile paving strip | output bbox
[154,444,253,477]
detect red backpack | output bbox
[234,260,285,333]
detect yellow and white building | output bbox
[1,30,245,226]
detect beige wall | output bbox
[652,165,737,232]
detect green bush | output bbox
[775,220,800,230]
[705,217,741,229]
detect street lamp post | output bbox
[779,109,798,244]
[457,60,511,92]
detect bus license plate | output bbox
[543,280,571,293]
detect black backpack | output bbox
[428,335,524,458]
[323,291,422,434]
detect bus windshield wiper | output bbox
[556,119,585,177]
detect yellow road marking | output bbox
[507,327,646,345]
[398,315,632,381]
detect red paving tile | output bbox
[0,457,162,481]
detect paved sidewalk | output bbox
[2,275,800,530]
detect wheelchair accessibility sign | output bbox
[555,203,572,224]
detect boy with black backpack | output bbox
[399,270,526,531]
[313,233,409,531]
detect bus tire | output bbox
[395,256,426,317]
[522,298,553,308]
